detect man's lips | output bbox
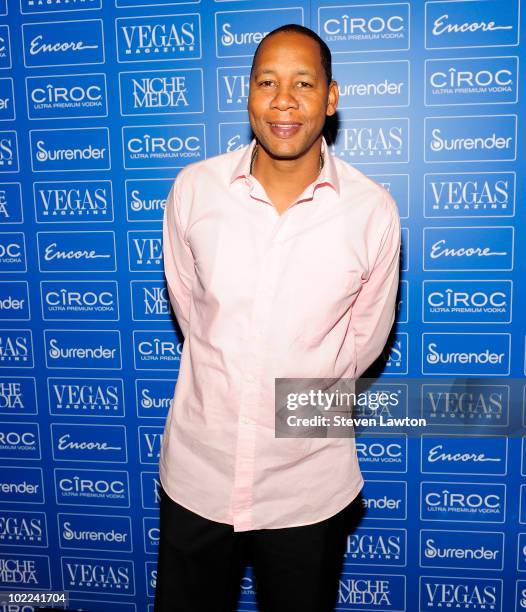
[267,122,302,138]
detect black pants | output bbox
[153,486,359,612]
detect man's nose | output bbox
[270,87,299,110]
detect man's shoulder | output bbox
[333,154,398,217]
[174,146,248,188]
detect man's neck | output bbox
[251,139,324,205]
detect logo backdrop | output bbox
[0,0,524,610]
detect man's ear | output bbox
[326,80,339,117]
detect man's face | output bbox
[248,31,338,160]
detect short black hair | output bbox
[250,24,332,86]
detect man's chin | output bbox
[258,139,306,161]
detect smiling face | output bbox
[248,31,338,161]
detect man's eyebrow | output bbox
[253,68,317,77]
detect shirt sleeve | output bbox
[162,176,195,338]
[351,198,401,379]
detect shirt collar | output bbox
[229,137,340,197]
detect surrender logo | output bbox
[215,8,304,58]
[318,3,409,54]
[422,333,510,376]
[360,480,407,520]
[334,60,409,109]
[58,513,131,553]
[44,329,122,370]
[122,124,205,169]
[30,128,110,172]
[332,118,408,163]
[420,530,504,571]
[126,179,171,222]
[0,78,15,121]
[0,467,43,504]
[136,379,174,418]
[425,115,516,162]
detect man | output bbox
[155,24,401,612]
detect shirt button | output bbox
[241,416,251,425]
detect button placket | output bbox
[229,239,282,529]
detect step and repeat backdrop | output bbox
[0,0,525,610]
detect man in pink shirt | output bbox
[155,24,401,612]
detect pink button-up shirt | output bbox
[160,138,401,532]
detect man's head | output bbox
[248,24,338,162]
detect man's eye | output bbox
[298,81,313,87]
[259,80,274,87]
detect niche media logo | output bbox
[119,68,203,115]
[0,377,37,416]
[0,183,22,224]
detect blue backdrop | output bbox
[0,0,524,610]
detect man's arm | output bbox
[351,199,401,379]
[162,177,195,338]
